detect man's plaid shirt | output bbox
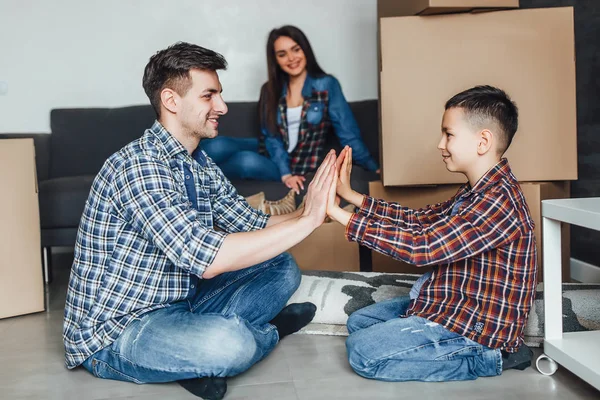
[63,121,268,368]
[346,159,537,352]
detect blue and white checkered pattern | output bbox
[63,121,268,368]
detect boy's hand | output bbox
[336,146,358,201]
[302,150,336,228]
[327,172,353,226]
[326,152,353,226]
[334,146,365,208]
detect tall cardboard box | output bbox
[379,7,577,186]
[378,0,518,18]
[289,221,360,272]
[368,181,570,281]
[0,139,45,319]
[376,0,518,73]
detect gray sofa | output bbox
[0,100,380,281]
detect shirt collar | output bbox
[465,158,513,195]
[280,74,316,99]
[148,120,189,159]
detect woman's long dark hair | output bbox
[259,25,326,133]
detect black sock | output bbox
[270,302,317,339]
[178,377,227,400]
[501,344,533,371]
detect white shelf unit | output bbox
[541,198,600,391]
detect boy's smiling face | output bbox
[438,107,481,175]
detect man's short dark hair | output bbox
[142,42,227,118]
[445,85,519,155]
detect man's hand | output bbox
[302,150,336,228]
[282,174,306,195]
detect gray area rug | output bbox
[287,271,600,347]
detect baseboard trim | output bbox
[570,258,600,283]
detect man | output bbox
[63,42,336,400]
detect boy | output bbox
[327,86,536,382]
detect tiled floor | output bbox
[1,251,598,399]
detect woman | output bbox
[202,25,379,193]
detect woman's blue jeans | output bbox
[201,137,281,181]
[81,253,301,383]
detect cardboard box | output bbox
[0,139,45,319]
[289,220,360,272]
[379,7,577,186]
[376,0,518,74]
[368,181,570,281]
[378,0,518,18]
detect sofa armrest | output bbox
[0,133,51,181]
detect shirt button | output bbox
[186,175,191,180]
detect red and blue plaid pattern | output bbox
[284,90,329,175]
[261,90,331,176]
[346,159,537,352]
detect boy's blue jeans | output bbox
[346,296,503,382]
[201,137,281,181]
[81,253,300,383]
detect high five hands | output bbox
[302,146,363,229]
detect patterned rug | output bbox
[287,271,600,347]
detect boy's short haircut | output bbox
[445,85,519,155]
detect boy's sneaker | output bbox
[501,344,533,371]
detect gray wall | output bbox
[0,0,379,133]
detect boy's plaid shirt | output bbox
[346,159,537,352]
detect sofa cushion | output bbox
[48,100,379,179]
[216,102,262,139]
[50,106,156,179]
[39,176,94,228]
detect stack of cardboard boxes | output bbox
[373,0,577,281]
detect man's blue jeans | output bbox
[201,137,281,181]
[81,253,301,383]
[346,296,503,382]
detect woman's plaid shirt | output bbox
[346,160,537,352]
